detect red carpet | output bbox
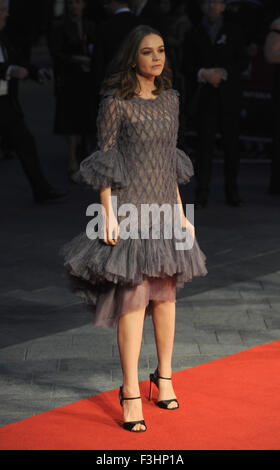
[1,340,280,450]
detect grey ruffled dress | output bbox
[59,87,208,328]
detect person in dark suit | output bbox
[48,0,96,179]
[264,16,280,195]
[133,0,165,29]
[5,0,44,62]
[183,0,248,208]
[0,0,67,204]
[92,1,140,97]
[90,1,140,147]
[133,0,151,18]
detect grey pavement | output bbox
[0,45,280,427]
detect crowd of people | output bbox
[0,0,280,207]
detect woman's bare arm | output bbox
[176,185,195,239]
[100,187,119,245]
[176,185,185,219]
[100,186,112,215]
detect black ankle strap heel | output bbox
[119,386,147,432]
[149,367,179,410]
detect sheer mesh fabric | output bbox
[72,274,177,328]
[78,88,194,226]
[60,88,208,328]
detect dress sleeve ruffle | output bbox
[78,147,129,191]
[176,148,194,185]
[74,91,128,190]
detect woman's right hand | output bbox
[181,213,195,241]
[102,208,119,245]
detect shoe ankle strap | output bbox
[120,387,141,401]
[156,367,172,380]
[122,396,141,400]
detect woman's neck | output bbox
[135,75,156,96]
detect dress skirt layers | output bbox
[59,88,208,328]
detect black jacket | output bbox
[91,11,140,97]
[47,17,96,95]
[183,14,249,112]
[0,30,41,116]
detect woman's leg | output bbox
[152,300,178,409]
[117,306,147,431]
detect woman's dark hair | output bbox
[100,24,173,100]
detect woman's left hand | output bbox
[181,213,195,240]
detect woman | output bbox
[48,0,95,179]
[60,24,208,433]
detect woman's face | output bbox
[134,34,165,79]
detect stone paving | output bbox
[0,52,280,427]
